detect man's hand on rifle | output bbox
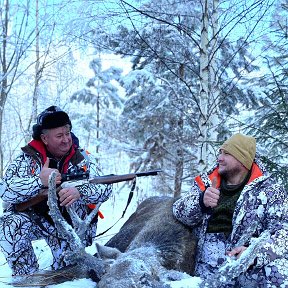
[58,187,80,207]
[39,158,62,187]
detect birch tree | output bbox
[199,0,210,169]
[86,0,275,195]
[198,0,221,169]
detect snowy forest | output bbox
[0,0,288,200]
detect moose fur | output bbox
[97,196,197,287]
[11,193,197,287]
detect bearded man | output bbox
[173,133,288,287]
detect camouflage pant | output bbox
[195,233,288,288]
[0,210,94,276]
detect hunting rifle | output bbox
[15,169,162,212]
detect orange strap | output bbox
[195,175,206,192]
[87,204,104,219]
[208,168,221,188]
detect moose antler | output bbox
[52,178,101,242]
[11,171,108,287]
[47,171,106,280]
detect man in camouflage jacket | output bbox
[173,133,288,287]
[0,106,112,276]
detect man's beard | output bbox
[218,166,241,182]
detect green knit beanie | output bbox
[220,133,256,170]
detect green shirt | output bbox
[206,172,251,236]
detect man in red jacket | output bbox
[0,106,112,276]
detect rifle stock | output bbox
[14,169,161,212]
[15,189,49,212]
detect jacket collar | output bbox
[195,159,265,192]
[25,139,76,173]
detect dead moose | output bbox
[12,171,197,287]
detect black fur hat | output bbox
[32,106,72,140]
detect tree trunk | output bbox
[198,0,220,169]
[25,0,40,143]
[198,0,210,171]
[207,0,220,164]
[0,0,9,176]
[173,117,184,198]
[33,0,40,123]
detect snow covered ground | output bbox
[0,183,202,288]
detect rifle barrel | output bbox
[89,169,162,185]
[89,173,136,184]
[135,169,162,177]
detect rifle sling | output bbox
[96,178,136,238]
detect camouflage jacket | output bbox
[0,139,112,222]
[173,156,288,268]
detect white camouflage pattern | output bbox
[173,156,288,287]
[0,147,112,275]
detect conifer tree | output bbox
[96,0,272,196]
[72,57,124,155]
[245,0,288,189]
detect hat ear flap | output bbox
[32,124,42,140]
